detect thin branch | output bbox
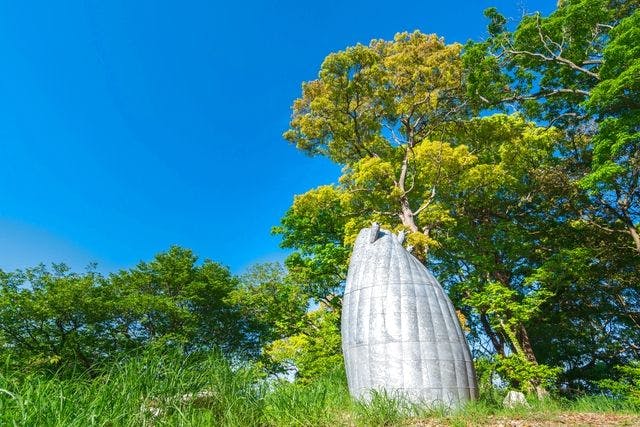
[596,23,613,30]
[383,122,406,146]
[506,48,600,79]
[413,187,437,217]
[502,87,590,104]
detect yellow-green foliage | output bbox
[495,354,562,393]
[264,307,342,382]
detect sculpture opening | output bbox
[341,225,478,408]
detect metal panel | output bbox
[341,226,478,408]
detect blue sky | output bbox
[0,1,555,274]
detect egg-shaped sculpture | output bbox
[341,226,477,407]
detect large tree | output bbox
[278,31,570,391]
[466,0,639,254]
[464,0,639,388]
[284,31,466,259]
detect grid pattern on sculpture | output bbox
[341,229,477,405]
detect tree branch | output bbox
[506,48,600,80]
[413,187,437,217]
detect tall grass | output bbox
[0,351,265,426]
[262,369,351,426]
[0,351,637,426]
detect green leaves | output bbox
[465,282,552,333]
[230,263,308,344]
[581,10,640,221]
[282,35,565,385]
[495,353,562,393]
[0,247,261,373]
[285,31,464,164]
[264,307,342,382]
[284,44,386,163]
[457,1,640,388]
[598,362,640,405]
[274,185,349,304]
[278,1,640,391]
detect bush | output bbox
[598,362,640,406]
[495,353,561,393]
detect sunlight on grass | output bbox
[0,351,638,426]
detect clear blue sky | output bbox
[0,1,555,274]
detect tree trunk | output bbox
[627,222,640,254]
[517,324,550,398]
[397,146,419,231]
[481,313,505,356]
[516,324,538,364]
[492,265,548,397]
[399,197,419,232]
[617,206,639,254]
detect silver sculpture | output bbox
[341,225,477,407]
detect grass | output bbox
[0,351,266,426]
[440,396,640,427]
[0,352,637,426]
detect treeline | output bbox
[0,248,306,374]
[1,0,638,404]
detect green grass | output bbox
[0,352,637,426]
[0,351,266,426]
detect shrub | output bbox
[598,362,640,406]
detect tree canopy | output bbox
[276,0,639,391]
[0,247,261,372]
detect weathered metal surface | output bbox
[341,226,478,407]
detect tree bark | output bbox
[399,198,419,232]
[397,145,419,232]
[516,324,538,364]
[491,260,547,396]
[481,313,505,356]
[626,222,640,254]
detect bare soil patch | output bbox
[411,412,640,426]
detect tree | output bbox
[0,264,117,371]
[228,262,309,369]
[583,8,640,252]
[284,31,466,258]
[432,115,561,376]
[0,246,258,372]
[264,305,342,382]
[107,246,254,356]
[463,0,640,388]
[466,0,639,254]
[277,33,472,381]
[279,30,572,391]
[274,185,350,307]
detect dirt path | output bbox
[413,412,640,426]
